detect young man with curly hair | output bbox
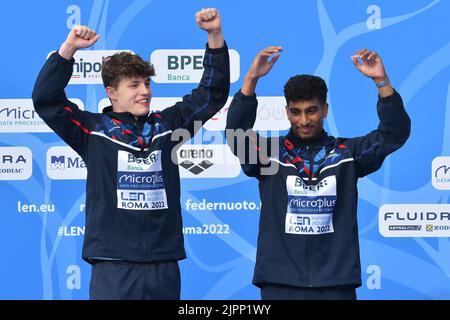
[32,8,230,300]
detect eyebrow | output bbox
[128,79,150,84]
[289,105,320,111]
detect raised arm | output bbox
[32,26,100,157]
[226,46,282,177]
[162,8,230,136]
[196,8,224,49]
[348,48,411,177]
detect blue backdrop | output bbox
[0,0,449,299]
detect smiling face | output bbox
[286,98,328,140]
[106,76,151,117]
[101,52,155,117]
[283,74,329,140]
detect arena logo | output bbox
[0,99,83,133]
[0,147,32,180]
[47,50,132,85]
[432,157,450,190]
[379,204,450,237]
[46,146,86,180]
[176,145,240,178]
[150,49,240,84]
[179,148,213,175]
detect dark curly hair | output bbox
[101,52,155,89]
[283,74,328,105]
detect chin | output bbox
[298,132,316,140]
[136,109,150,116]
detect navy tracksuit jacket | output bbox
[226,89,410,288]
[32,44,230,264]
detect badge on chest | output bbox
[285,175,337,235]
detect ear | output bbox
[321,103,329,118]
[285,104,289,116]
[105,86,117,101]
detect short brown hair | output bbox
[101,52,155,88]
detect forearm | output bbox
[207,30,224,49]
[226,90,258,131]
[163,43,230,130]
[58,42,78,61]
[199,42,230,103]
[241,74,259,97]
[377,90,411,144]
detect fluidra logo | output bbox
[179,148,213,175]
[379,204,450,237]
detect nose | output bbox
[140,83,151,96]
[298,113,309,127]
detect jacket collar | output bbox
[102,105,149,128]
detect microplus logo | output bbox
[150,49,240,83]
[46,146,86,180]
[432,157,450,190]
[0,99,83,133]
[47,50,131,84]
[0,147,32,180]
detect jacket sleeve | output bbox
[348,90,411,178]
[225,90,272,178]
[160,42,230,136]
[32,51,95,159]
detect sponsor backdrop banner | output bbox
[0,0,449,299]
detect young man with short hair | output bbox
[226,46,410,300]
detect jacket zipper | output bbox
[307,145,314,183]
[306,144,314,286]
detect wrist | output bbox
[207,31,224,49]
[374,77,390,89]
[373,74,388,83]
[244,73,259,82]
[207,28,222,36]
[59,42,77,60]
